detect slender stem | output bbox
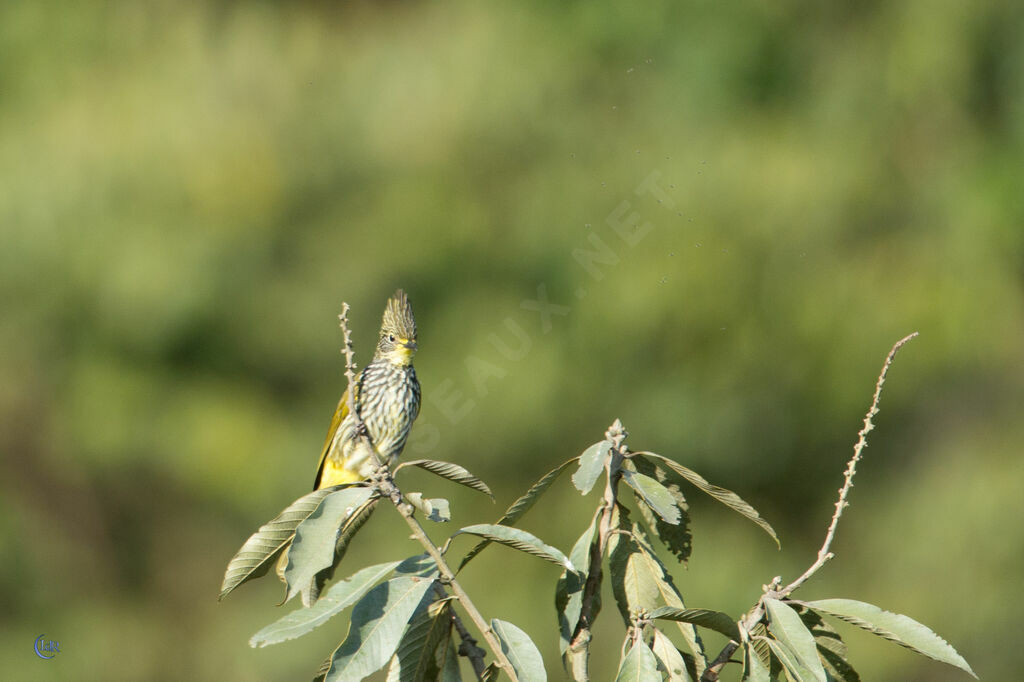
[338,303,383,470]
[566,419,629,680]
[397,496,517,680]
[700,333,919,682]
[338,303,516,681]
[434,577,488,679]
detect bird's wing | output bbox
[313,386,350,489]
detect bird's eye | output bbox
[388,334,395,342]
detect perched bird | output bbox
[314,290,421,488]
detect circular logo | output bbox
[34,634,59,660]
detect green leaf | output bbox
[396,459,494,500]
[458,523,574,571]
[568,509,600,573]
[629,457,692,563]
[251,559,402,647]
[650,627,692,682]
[615,639,660,681]
[284,486,375,606]
[493,457,576,525]
[440,634,462,682]
[798,599,977,678]
[639,453,779,547]
[764,598,827,682]
[748,622,772,669]
[572,440,612,495]
[608,506,706,676]
[253,556,433,650]
[322,575,437,681]
[458,456,577,572]
[556,509,600,654]
[220,487,338,600]
[306,497,380,606]
[762,636,824,682]
[743,641,770,682]
[406,493,451,523]
[491,618,547,682]
[623,469,681,525]
[386,597,455,682]
[648,607,740,642]
[334,497,379,562]
[796,605,860,682]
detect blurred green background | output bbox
[2,1,1022,680]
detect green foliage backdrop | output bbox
[1,1,1021,679]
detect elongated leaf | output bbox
[556,509,600,654]
[306,497,381,605]
[623,469,681,525]
[649,607,740,641]
[639,453,779,547]
[253,555,432,649]
[818,639,860,682]
[764,598,827,682]
[615,639,660,681]
[743,641,770,682]
[796,605,859,682]
[441,635,462,682]
[799,599,977,678]
[406,493,451,523]
[323,575,437,681]
[608,506,706,676]
[386,597,455,682]
[763,636,823,682]
[492,618,547,682]
[650,627,692,682]
[458,523,574,571]
[285,486,375,605]
[442,638,462,679]
[220,487,338,600]
[396,459,494,500]
[251,560,402,647]
[334,498,379,562]
[629,456,692,563]
[572,440,612,495]
[749,622,772,668]
[458,457,577,572]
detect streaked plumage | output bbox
[314,290,421,489]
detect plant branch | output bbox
[700,332,919,682]
[566,419,629,680]
[338,303,517,681]
[397,495,516,679]
[781,331,918,595]
[338,303,382,470]
[434,582,489,679]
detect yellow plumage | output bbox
[313,290,421,489]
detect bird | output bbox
[313,289,422,489]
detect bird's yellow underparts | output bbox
[312,289,421,490]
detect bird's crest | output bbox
[381,289,417,341]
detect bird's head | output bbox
[376,289,418,366]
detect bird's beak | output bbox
[402,340,418,352]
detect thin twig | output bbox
[434,582,489,679]
[701,332,919,681]
[338,303,516,681]
[338,303,378,467]
[781,331,919,596]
